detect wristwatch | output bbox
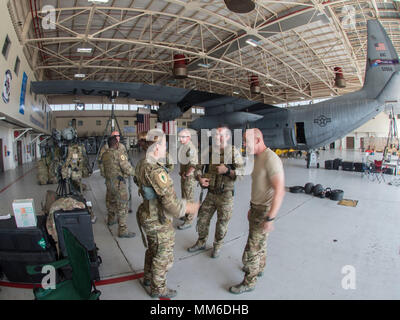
[266,216,275,222]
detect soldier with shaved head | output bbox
[229,128,285,294]
[188,126,244,258]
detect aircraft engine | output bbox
[157,103,183,122]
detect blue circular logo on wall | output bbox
[2,69,12,104]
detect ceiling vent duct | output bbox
[249,75,260,94]
[334,67,346,88]
[224,0,255,13]
[173,54,188,79]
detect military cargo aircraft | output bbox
[32,20,400,166]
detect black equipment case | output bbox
[325,160,333,169]
[354,162,366,172]
[333,158,342,170]
[0,215,58,283]
[0,249,57,283]
[0,215,54,252]
[53,208,101,280]
[342,161,354,171]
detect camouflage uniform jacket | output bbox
[135,157,186,224]
[98,143,128,177]
[101,147,134,182]
[195,145,244,193]
[61,143,85,180]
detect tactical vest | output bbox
[204,146,238,193]
[102,149,123,180]
[66,144,84,170]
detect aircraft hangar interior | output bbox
[0,0,400,303]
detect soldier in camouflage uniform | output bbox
[101,135,136,238]
[177,129,198,230]
[98,131,128,176]
[98,131,130,215]
[61,141,86,194]
[134,129,200,299]
[46,197,86,255]
[188,127,244,258]
[229,128,285,294]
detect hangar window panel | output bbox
[124,120,129,125]
[96,120,101,126]
[85,104,93,110]
[92,104,102,110]
[130,105,138,111]
[115,104,127,110]
[103,104,112,110]
[78,121,83,126]
[14,56,20,76]
[2,35,11,59]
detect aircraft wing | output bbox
[31,80,283,128]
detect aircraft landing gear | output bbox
[306,150,320,169]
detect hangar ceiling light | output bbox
[198,63,211,68]
[245,39,260,47]
[88,0,110,3]
[77,48,92,53]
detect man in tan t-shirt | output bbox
[229,128,285,294]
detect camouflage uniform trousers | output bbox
[70,170,83,193]
[106,178,129,235]
[137,203,175,295]
[196,190,234,251]
[180,175,196,224]
[48,159,61,184]
[242,203,270,287]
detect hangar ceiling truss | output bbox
[7,0,400,104]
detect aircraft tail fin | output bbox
[363,20,400,98]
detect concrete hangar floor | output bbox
[0,149,399,300]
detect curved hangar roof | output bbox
[8,0,400,104]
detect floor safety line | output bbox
[0,166,37,194]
